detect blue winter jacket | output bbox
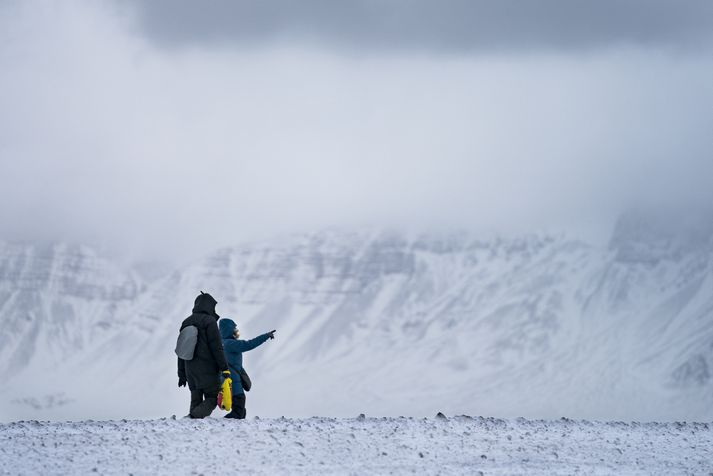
[218,318,270,394]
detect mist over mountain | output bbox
[1,211,712,422]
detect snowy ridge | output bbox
[1,415,711,475]
[1,212,713,422]
[0,242,141,381]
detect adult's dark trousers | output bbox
[189,385,219,419]
[225,393,246,419]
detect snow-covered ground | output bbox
[1,415,711,475]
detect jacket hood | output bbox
[193,292,219,319]
[219,318,236,339]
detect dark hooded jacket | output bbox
[218,318,271,395]
[177,293,229,391]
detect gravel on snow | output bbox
[1,415,712,475]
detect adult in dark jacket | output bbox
[177,292,230,419]
[218,318,275,419]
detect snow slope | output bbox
[1,415,711,475]
[0,241,141,380]
[2,211,713,422]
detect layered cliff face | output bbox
[595,212,713,395]
[1,214,712,422]
[0,242,141,380]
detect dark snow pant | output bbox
[225,394,246,419]
[189,385,219,419]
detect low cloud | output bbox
[1,1,712,264]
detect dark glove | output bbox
[267,330,276,340]
[222,370,231,380]
[178,378,186,388]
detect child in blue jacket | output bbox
[218,318,275,419]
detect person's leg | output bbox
[234,393,246,419]
[190,385,219,419]
[223,393,244,419]
[189,389,203,416]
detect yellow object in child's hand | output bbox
[220,377,232,411]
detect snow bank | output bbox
[1,415,711,475]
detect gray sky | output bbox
[132,0,713,53]
[1,0,712,264]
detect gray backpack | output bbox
[175,325,198,360]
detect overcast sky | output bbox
[1,0,712,264]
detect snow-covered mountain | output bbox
[0,242,141,380]
[1,212,712,422]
